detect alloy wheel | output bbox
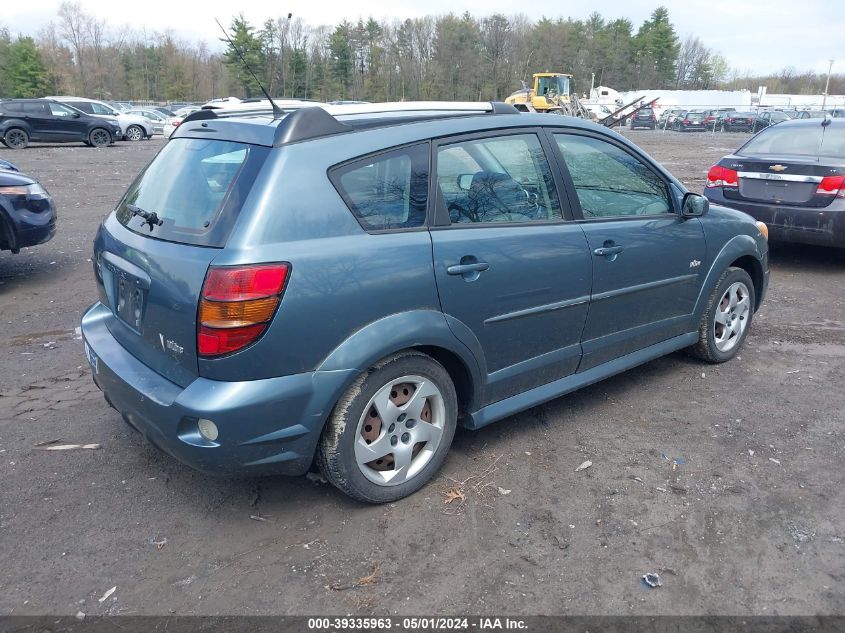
[714,281,750,352]
[354,375,445,486]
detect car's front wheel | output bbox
[317,351,457,503]
[689,267,755,363]
[125,125,144,142]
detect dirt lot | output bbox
[1,130,844,617]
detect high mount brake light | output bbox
[198,263,290,357]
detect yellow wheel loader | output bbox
[505,72,590,118]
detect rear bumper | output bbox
[706,193,845,247]
[81,302,357,477]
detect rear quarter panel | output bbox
[199,137,445,382]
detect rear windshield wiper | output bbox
[127,204,163,231]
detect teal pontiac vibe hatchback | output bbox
[81,101,769,502]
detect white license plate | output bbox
[84,341,98,375]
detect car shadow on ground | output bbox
[768,242,845,270]
[450,352,689,455]
[106,351,692,514]
[0,254,69,292]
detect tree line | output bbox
[0,3,842,103]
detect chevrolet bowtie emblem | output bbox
[768,164,787,172]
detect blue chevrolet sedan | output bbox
[81,102,769,502]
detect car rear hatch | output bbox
[93,137,269,387]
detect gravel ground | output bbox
[0,130,843,617]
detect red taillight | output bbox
[816,175,845,198]
[198,263,290,357]
[706,165,739,188]
[171,120,181,128]
[683,119,690,124]
[203,264,288,300]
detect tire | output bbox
[124,125,144,142]
[4,128,29,149]
[89,128,111,148]
[317,351,458,503]
[688,267,755,363]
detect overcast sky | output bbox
[2,0,841,77]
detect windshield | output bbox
[740,123,845,159]
[537,75,569,97]
[115,138,268,247]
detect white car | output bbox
[127,108,172,135]
[46,96,154,141]
[582,103,616,122]
[172,105,201,118]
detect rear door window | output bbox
[24,102,49,115]
[115,138,268,247]
[436,133,562,224]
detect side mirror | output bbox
[71,112,80,118]
[457,174,474,191]
[682,192,709,218]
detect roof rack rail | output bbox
[180,100,521,145]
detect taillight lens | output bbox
[706,165,739,188]
[198,263,289,357]
[816,175,845,198]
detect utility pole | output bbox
[822,59,834,111]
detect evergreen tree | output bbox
[633,7,679,88]
[222,14,266,97]
[329,22,353,98]
[0,28,11,96]
[6,36,49,98]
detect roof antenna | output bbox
[215,17,283,119]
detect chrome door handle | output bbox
[447,262,490,275]
[593,245,625,257]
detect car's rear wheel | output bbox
[4,128,29,149]
[125,125,144,142]
[688,267,755,363]
[317,351,457,503]
[89,128,111,148]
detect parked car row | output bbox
[644,107,837,134]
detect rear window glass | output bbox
[115,138,268,247]
[1,102,23,113]
[330,143,429,231]
[740,123,845,158]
